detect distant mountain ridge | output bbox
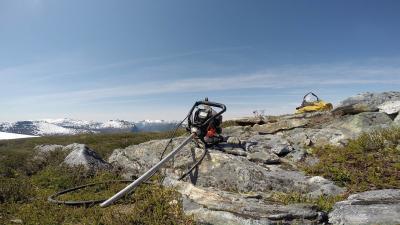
[0,118,179,136]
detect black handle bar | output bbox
[187,100,226,129]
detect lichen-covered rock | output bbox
[63,144,111,171]
[283,112,393,148]
[164,178,325,225]
[328,112,393,134]
[329,189,400,225]
[284,127,349,147]
[247,134,294,156]
[222,126,253,139]
[213,143,247,156]
[247,151,280,164]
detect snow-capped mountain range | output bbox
[0,118,179,136]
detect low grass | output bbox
[0,130,185,177]
[0,130,194,225]
[0,176,194,225]
[304,126,400,193]
[268,192,345,212]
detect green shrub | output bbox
[0,176,34,203]
[305,126,400,192]
[31,166,89,191]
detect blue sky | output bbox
[1,0,400,122]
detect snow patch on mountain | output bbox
[33,121,79,135]
[133,120,179,132]
[98,120,134,129]
[0,132,38,140]
[42,118,93,127]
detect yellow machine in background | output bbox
[295,92,333,114]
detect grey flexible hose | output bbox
[47,180,144,206]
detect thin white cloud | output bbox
[2,56,400,115]
[0,46,251,82]
[8,67,400,105]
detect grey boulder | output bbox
[63,144,111,171]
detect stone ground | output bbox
[35,91,400,225]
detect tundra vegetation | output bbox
[0,131,193,225]
[0,125,399,224]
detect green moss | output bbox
[304,126,400,192]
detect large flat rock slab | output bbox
[329,189,400,225]
[164,178,326,225]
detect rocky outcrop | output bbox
[329,189,400,225]
[281,112,394,149]
[108,132,344,224]
[108,136,344,196]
